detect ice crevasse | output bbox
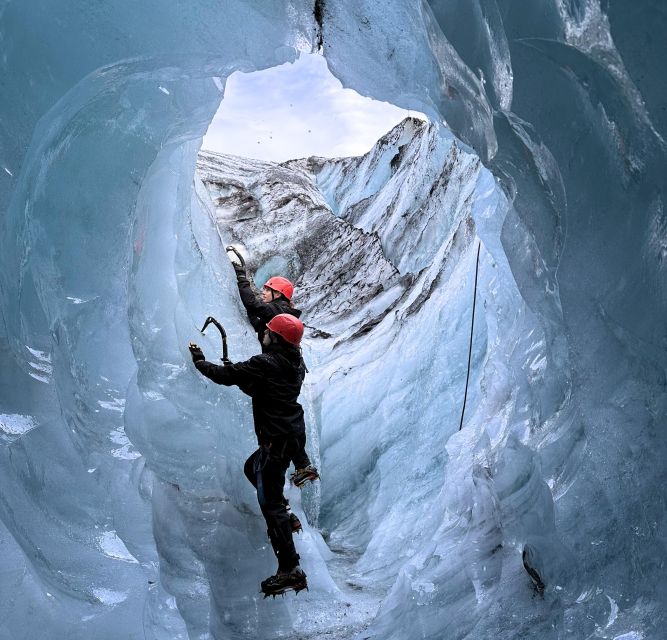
[0,1,665,639]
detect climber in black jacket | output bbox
[227,246,301,344]
[189,313,308,597]
[226,246,319,489]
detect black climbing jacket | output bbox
[234,265,301,344]
[194,342,306,443]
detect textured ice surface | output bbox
[1,1,666,639]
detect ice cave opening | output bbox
[193,45,503,630]
[1,2,666,640]
[195,94,494,626]
[201,52,422,163]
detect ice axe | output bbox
[200,316,231,365]
[225,245,246,268]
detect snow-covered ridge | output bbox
[197,117,481,339]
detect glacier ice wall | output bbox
[1,1,666,639]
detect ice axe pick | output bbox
[200,316,231,365]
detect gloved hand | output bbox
[188,342,205,363]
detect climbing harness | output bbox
[459,240,482,431]
[200,316,231,364]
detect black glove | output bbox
[188,342,205,363]
[232,262,246,277]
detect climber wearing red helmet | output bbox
[266,313,303,346]
[225,247,319,490]
[189,313,308,597]
[263,276,294,302]
[225,247,301,347]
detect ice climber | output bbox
[188,313,309,597]
[225,246,319,489]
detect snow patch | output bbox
[98,397,126,413]
[92,588,129,605]
[0,414,38,436]
[98,531,139,563]
[109,426,141,460]
[605,595,619,628]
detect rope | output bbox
[459,240,482,431]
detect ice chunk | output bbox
[98,531,139,564]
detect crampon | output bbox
[289,511,303,534]
[290,465,320,488]
[261,567,308,598]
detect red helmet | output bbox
[266,314,304,346]
[264,276,294,301]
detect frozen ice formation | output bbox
[1,1,666,639]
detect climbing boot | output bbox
[285,504,302,533]
[261,566,308,598]
[289,511,302,533]
[290,465,320,488]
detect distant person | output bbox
[189,314,309,597]
[226,246,319,488]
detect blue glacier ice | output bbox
[1,1,666,639]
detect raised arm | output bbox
[189,342,269,396]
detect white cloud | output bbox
[202,54,425,162]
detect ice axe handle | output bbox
[225,246,245,267]
[200,316,229,363]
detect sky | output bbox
[202,53,424,162]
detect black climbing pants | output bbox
[244,436,305,572]
[292,442,311,470]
